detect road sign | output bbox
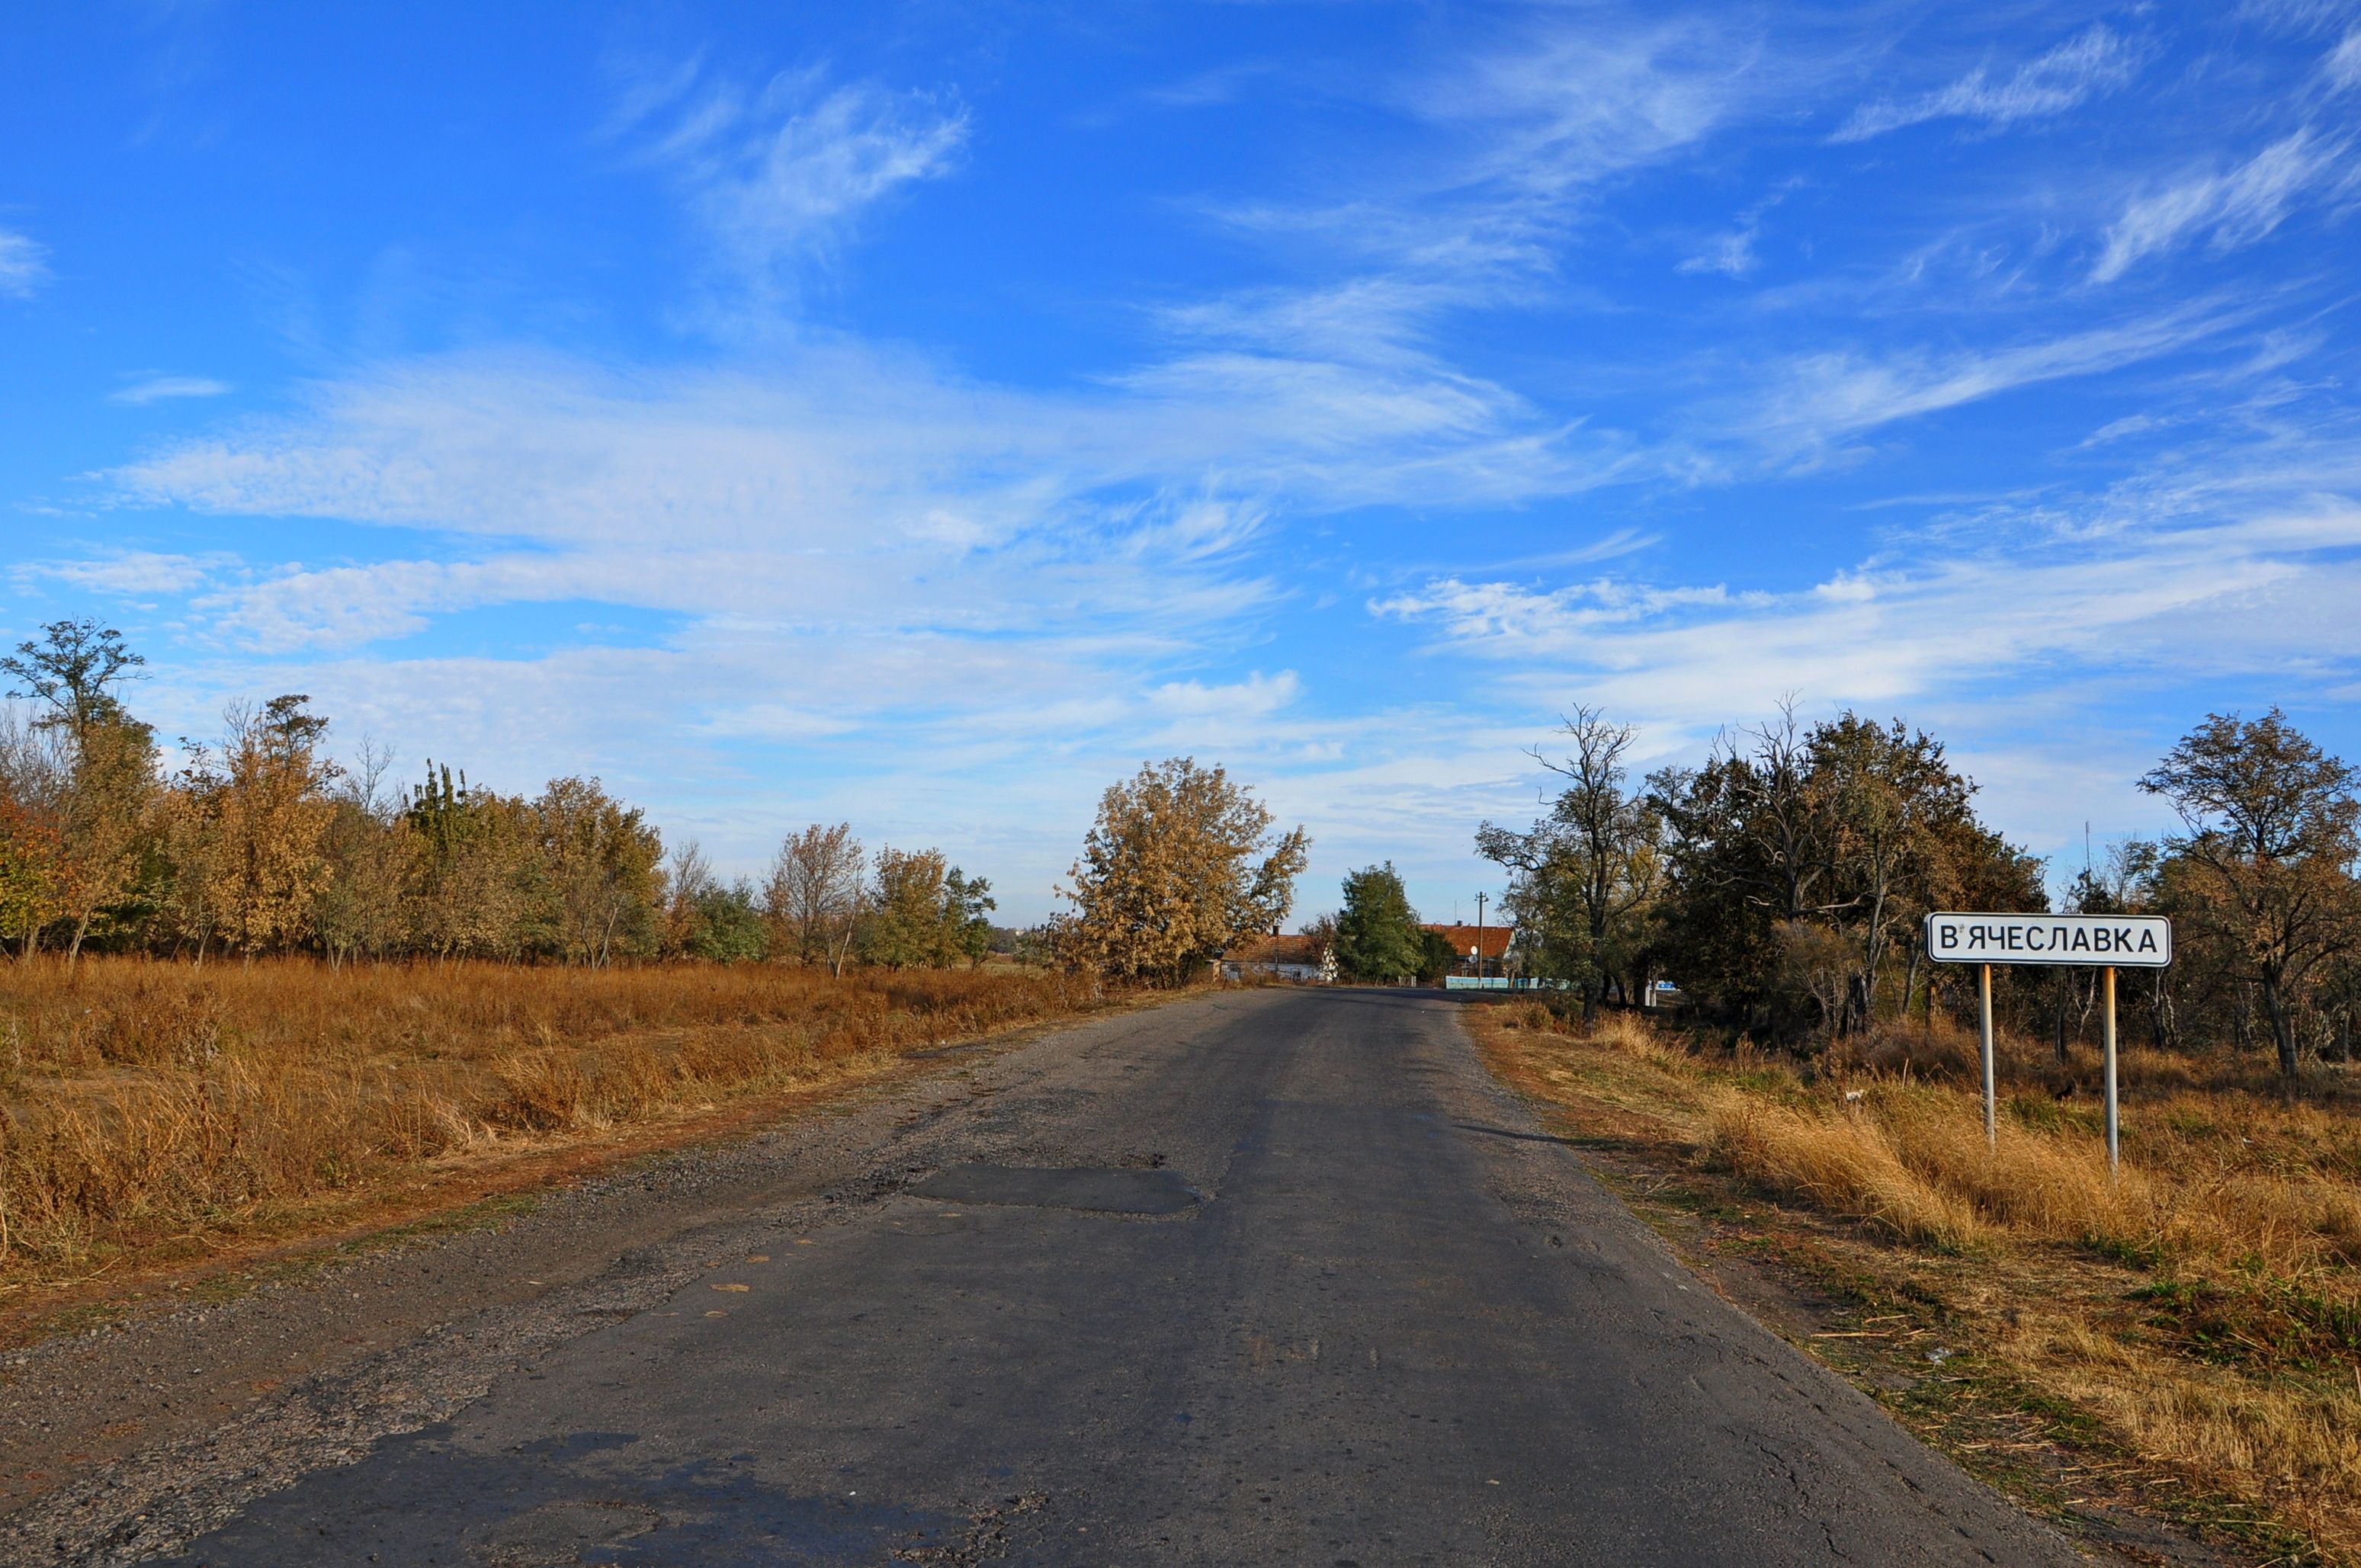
[1924,910,2173,1177]
[1923,912,2170,967]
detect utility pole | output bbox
[1474,891,1487,984]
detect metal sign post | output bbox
[1926,912,2170,1175]
[1978,964,1996,1148]
[2102,965,2119,1176]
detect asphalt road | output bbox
[152,986,2080,1567]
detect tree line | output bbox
[0,621,996,969]
[1474,702,2361,1080]
[15,617,2353,1076]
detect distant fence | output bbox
[1442,976,1566,991]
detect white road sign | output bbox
[1924,912,2170,967]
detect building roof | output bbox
[1224,932,1324,965]
[1421,923,1515,959]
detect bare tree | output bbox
[311,741,413,968]
[663,839,717,957]
[764,823,867,974]
[0,708,67,957]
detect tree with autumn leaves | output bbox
[0,622,1003,970]
[0,620,158,962]
[1054,758,1307,985]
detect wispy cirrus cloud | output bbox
[1373,492,2361,737]
[1678,180,1801,279]
[1416,14,1769,203]
[2330,28,2361,91]
[109,374,233,405]
[17,550,216,596]
[1741,300,2251,457]
[614,59,967,322]
[1678,227,1759,278]
[1206,14,1801,316]
[1137,14,1802,502]
[1832,24,2141,143]
[2091,127,2359,282]
[0,228,50,297]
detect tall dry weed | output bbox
[1705,1092,1992,1251]
[1563,1005,2361,1275]
[0,957,1113,1284]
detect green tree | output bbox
[863,846,948,968]
[1479,707,1664,1018]
[2141,709,2360,1079]
[1418,927,1458,986]
[1,618,145,736]
[861,848,995,968]
[943,867,996,967]
[405,764,533,961]
[1334,862,1426,983]
[1649,706,2039,1042]
[688,880,769,962]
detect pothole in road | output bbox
[478,1499,662,1565]
[909,1166,1201,1214]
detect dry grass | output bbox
[0,956,1121,1298]
[1473,1000,2361,1563]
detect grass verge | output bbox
[1466,998,2361,1567]
[0,956,1151,1337]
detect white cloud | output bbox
[1198,15,1801,335]
[1678,228,1758,278]
[1373,487,2361,742]
[620,62,967,321]
[1680,179,1802,280]
[1833,24,2141,143]
[109,375,233,405]
[2326,29,2361,91]
[1138,61,1277,111]
[1410,13,1801,209]
[0,229,49,297]
[1741,301,2247,455]
[107,319,1624,626]
[2092,128,2358,282]
[19,550,214,595]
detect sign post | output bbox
[2102,965,2119,1175]
[1925,912,2171,1175]
[1978,964,1995,1148]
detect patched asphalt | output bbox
[54,987,2077,1566]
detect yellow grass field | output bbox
[1471,998,2361,1565]
[0,957,1120,1314]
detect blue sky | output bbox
[5,2,2359,924]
